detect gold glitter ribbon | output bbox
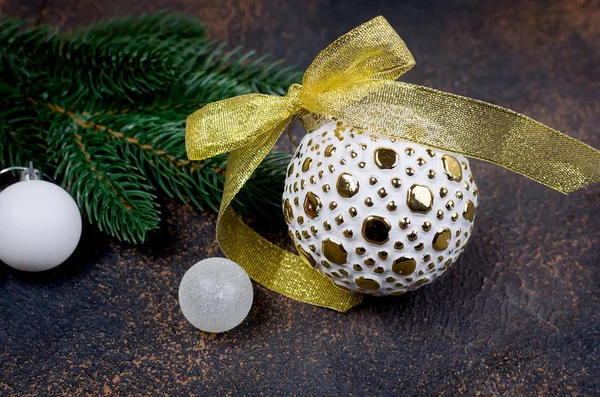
[186,16,600,311]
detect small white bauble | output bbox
[0,180,82,272]
[178,257,253,333]
[282,120,478,296]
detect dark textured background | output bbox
[1,0,600,395]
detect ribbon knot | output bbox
[186,16,600,312]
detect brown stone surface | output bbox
[1,0,600,395]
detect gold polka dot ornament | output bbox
[186,17,600,311]
[282,121,478,296]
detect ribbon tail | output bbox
[310,80,600,194]
[216,121,363,312]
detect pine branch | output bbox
[0,13,296,243]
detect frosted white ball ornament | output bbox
[179,257,254,333]
[0,169,82,272]
[282,120,479,296]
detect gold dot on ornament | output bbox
[309,175,316,184]
[310,226,318,236]
[293,182,298,193]
[353,264,363,271]
[369,177,378,185]
[343,229,353,238]
[432,227,451,251]
[318,170,324,179]
[309,244,316,252]
[428,169,436,179]
[455,239,462,248]
[322,184,330,193]
[321,260,331,268]
[446,200,455,210]
[331,272,340,278]
[423,254,431,262]
[297,245,317,267]
[321,238,348,265]
[295,231,301,240]
[350,150,358,158]
[329,202,337,210]
[407,231,418,241]
[360,144,368,151]
[297,216,304,225]
[287,163,294,177]
[340,159,346,165]
[386,201,397,212]
[349,207,358,217]
[355,247,366,255]
[377,187,388,198]
[406,167,415,176]
[391,178,402,189]
[426,148,436,157]
[428,262,435,270]
[386,276,396,282]
[323,221,331,231]
[336,173,360,198]
[405,147,415,156]
[463,199,475,222]
[301,230,310,239]
[441,154,463,182]
[440,187,448,198]
[361,215,392,245]
[399,217,410,230]
[437,209,444,220]
[374,267,385,274]
[456,191,463,200]
[294,197,299,207]
[407,184,434,214]
[414,243,424,251]
[303,191,322,219]
[378,251,388,259]
[451,213,459,222]
[283,199,294,224]
[358,162,366,168]
[394,241,404,250]
[364,258,376,266]
[392,257,416,275]
[374,148,399,169]
[300,179,306,190]
[302,157,313,172]
[455,229,462,237]
[324,144,336,157]
[335,214,344,225]
[416,157,426,166]
[422,221,432,232]
[355,277,380,291]
[339,269,349,276]
[364,197,374,207]
[415,278,429,287]
[328,164,335,173]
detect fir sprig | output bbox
[0,14,297,243]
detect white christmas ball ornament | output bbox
[0,180,82,272]
[179,257,253,333]
[282,120,478,296]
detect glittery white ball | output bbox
[0,180,82,272]
[178,258,254,333]
[282,120,479,296]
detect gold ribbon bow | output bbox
[186,16,600,312]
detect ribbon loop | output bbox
[186,16,600,312]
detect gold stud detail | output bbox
[432,227,451,251]
[294,197,299,206]
[353,264,363,271]
[415,278,429,287]
[378,187,388,198]
[303,191,322,219]
[302,230,310,239]
[318,170,324,179]
[331,272,340,278]
[293,182,299,193]
[335,214,344,225]
[463,199,475,222]
[309,175,316,184]
[287,163,294,177]
[364,197,374,207]
[428,169,436,179]
[295,230,301,240]
[350,150,358,158]
[407,231,418,242]
[364,258,376,266]
[440,187,448,198]
[297,216,304,225]
[355,247,366,255]
[329,202,337,210]
[455,239,462,248]
[422,221,432,232]
[464,182,470,191]
[426,148,436,157]
[415,243,424,251]
[391,178,401,189]
[392,257,416,275]
[324,144,336,157]
[446,200,455,210]
[451,213,459,222]
[339,269,349,277]
[436,210,444,220]
[441,154,463,182]
[394,241,404,250]
[343,229,353,238]
[405,147,415,156]
[309,244,316,252]
[374,267,385,274]
[355,277,380,291]
[321,238,348,265]
[302,157,313,173]
[399,217,411,230]
[386,201,397,212]
[336,173,360,198]
[283,199,294,224]
[358,162,366,168]
[386,276,396,282]
[423,254,431,262]
[456,191,463,200]
[360,144,368,151]
[310,226,318,236]
[328,164,335,173]
[361,216,392,246]
[369,177,378,185]
[416,157,426,166]
[340,159,346,165]
[297,245,317,267]
[322,184,330,193]
[374,148,399,169]
[349,207,358,217]
[301,179,306,189]
[378,251,388,259]
[321,260,331,268]
[323,221,331,231]
[406,167,415,176]
[407,184,434,214]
